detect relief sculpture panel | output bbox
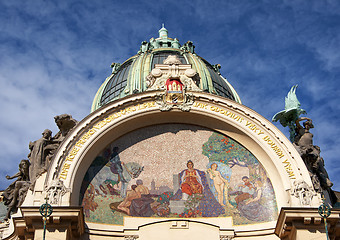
[80,124,277,225]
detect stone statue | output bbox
[28,129,53,184]
[212,64,221,74]
[273,86,337,204]
[45,114,78,163]
[150,37,160,49]
[53,114,78,143]
[172,38,180,49]
[1,114,77,220]
[180,41,195,53]
[138,41,153,53]
[2,160,30,220]
[293,117,336,204]
[293,117,333,192]
[28,114,77,186]
[272,85,306,142]
[294,117,314,147]
[111,62,121,73]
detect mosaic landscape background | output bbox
[80,124,277,225]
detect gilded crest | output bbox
[165,78,185,104]
[146,55,201,111]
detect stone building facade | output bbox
[1,27,339,240]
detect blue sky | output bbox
[0,0,339,192]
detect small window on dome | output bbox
[151,51,186,67]
[202,59,235,100]
[100,60,133,105]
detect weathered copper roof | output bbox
[91,26,241,112]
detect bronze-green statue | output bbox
[272,86,337,204]
[272,85,306,142]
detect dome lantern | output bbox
[159,24,168,39]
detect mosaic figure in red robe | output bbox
[181,160,203,199]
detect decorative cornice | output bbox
[275,207,340,239]
[11,207,85,239]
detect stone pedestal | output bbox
[275,207,340,239]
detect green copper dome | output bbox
[91,26,241,112]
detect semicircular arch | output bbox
[46,91,312,210]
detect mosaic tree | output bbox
[202,133,262,180]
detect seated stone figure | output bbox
[2,160,30,221]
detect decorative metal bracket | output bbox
[318,194,331,240]
[39,197,53,240]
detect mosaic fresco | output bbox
[80,124,278,225]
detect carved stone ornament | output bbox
[291,180,316,206]
[147,55,201,111]
[45,179,68,205]
[220,235,234,240]
[124,235,139,240]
